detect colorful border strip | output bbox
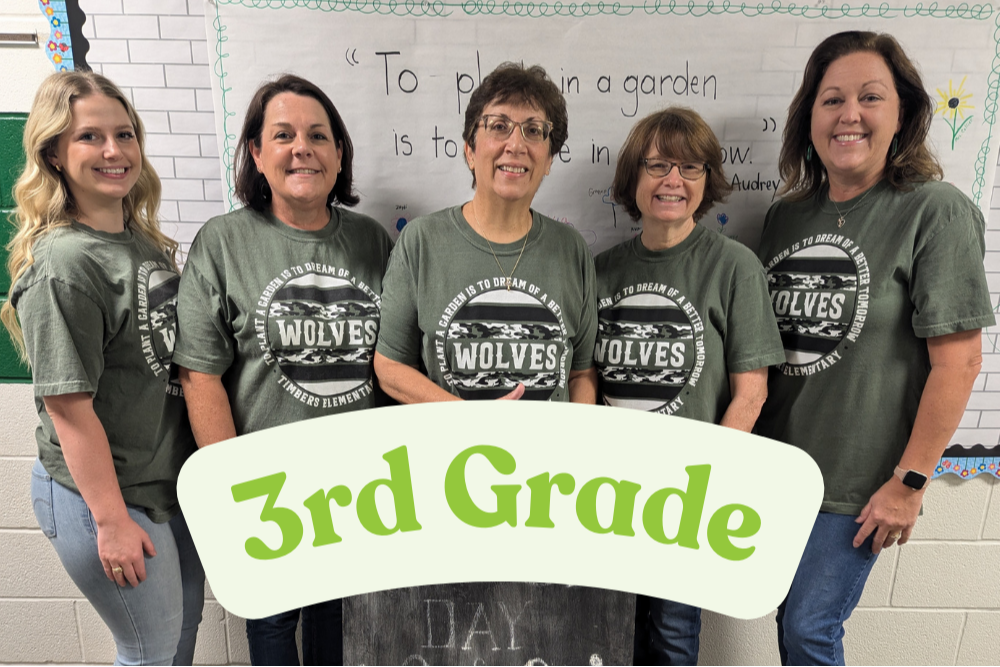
[38,0,74,72]
[935,456,1000,479]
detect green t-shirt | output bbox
[377,206,597,401]
[173,206,393,434]
[12,222,194,522]
[756,180,995,514]
[594,225,785,423]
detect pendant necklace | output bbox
[831,184,877,228]
[470,200,530,291]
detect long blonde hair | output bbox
[1,71,178,360]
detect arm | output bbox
[43,393,155,587]
[569,367,598,405]
[373,352,524,403]
[854,329,983,553]
[719,367,768,432]
[178,367,238,446]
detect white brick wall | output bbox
[1,0,998,663]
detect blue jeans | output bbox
[776,512,879,665]
[31,459,205,666]
[245,599,342,666]
[634,595,701,665]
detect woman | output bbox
[757,31,993,665]
[2,71,203,665]
[374,62,597,404]
[173,75,393,665]
[598,108,785,665]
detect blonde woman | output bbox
[2,71,203,665]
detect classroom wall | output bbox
[0,0,997,663]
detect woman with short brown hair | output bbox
[174,74,392,665]
[599,107,783,665]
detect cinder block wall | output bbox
[0,1,997,663]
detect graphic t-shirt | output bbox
[757,180,995,514]
[377,206,597,401]
[12,222,195,522]
[173,206,393,434]
[594,225,785,423]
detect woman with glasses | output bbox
[375,61,597,404]
[596,108,784,666]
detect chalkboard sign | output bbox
[344,584,634,665]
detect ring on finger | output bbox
[111,566,123,574]
[888,532,902,541]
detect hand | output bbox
[497,383,525,400]
[97,514,157,587]
[853,476,923,554]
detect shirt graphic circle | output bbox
[443,288,566,400]
[266,272,379,398]
[768,244,858,366]
[137,260,179,379]
[596,292,698,412]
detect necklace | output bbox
[469,200,530,291]
[830,185,877,228]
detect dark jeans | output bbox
[634,594,701,665]
[776,512,879,665]
[246,599,342,666]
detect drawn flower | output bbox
[935,465,944,474]
[47,40,56,51]
[52,54,62,64]
[45,6,54,15]
[961,469,969,477]
[53,30,62,39]
[51,17,61,27]
[935,77,975,150]
[936,77,974,118]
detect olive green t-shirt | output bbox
[377,206,597,401]
[12,222,195,522]
[756,181,995,514]
[594,225,785,423]
[173,206,393,435]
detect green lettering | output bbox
[524,472,576,528]
[303,485,352,547]
[445,445,520,528]
[231,472,303,560]
[707,503,760,561]
[575,477,641,536]
[642,464,711,549]
[356,446,423,536]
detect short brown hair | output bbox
[234,74,359,211]
[462,63,568,187]
[779,31,942,200]
[613,108,731,222]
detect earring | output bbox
[54,164,62,173]
[891,135,899,157]
[805,144,813,162]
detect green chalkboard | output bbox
[0,113,31,381]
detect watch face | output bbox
[903,470,928,490]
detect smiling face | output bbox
[464,101,554,207]
[50,94,141,217]
[810,51,902,191]
[634,148,706,232]
[250,92,342,217]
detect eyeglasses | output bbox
[480,114,553,143]
[640,159,709,180]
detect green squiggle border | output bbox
[211,0,999,208]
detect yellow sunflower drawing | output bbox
[935,77,974,149]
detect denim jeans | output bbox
[245,599,342,666]
[633,595,701,666]
[31,459,205,666]
[776,511,879,666]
